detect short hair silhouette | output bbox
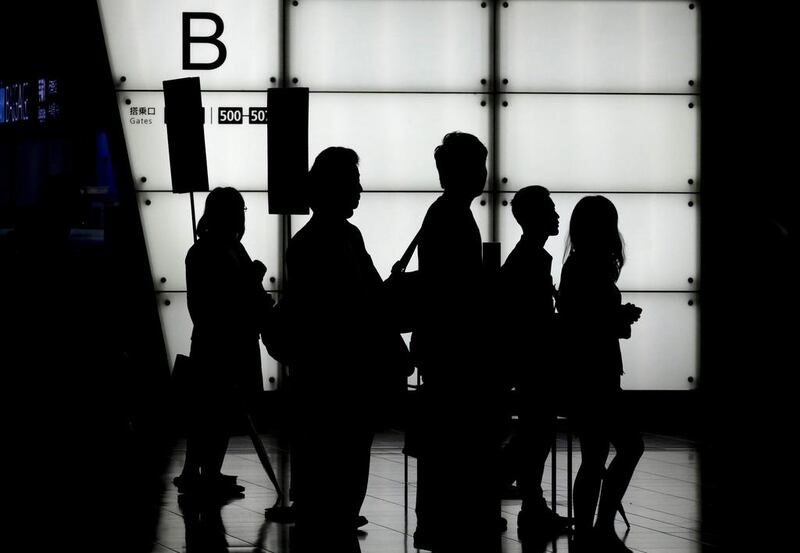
[433,131,487,190]
[511,185,551,226]
[307,146,360,212]
[565,195,625,278]
[197,187,245,238]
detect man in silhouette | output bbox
[411,132,500,552]
[285,147,406,545]
[498,186,569,541]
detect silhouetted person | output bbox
[284,147,406,544]
[175,187,272,497]
[497,186,569,541]
[410,132,500,553]
[557,196,644,553]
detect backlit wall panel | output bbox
[137,192,196,293]
[289,0,490,92]
[309,93,490,190]
[99,0,701,391]
[157,293,193,377]
[493,0,701,390]
[120,92,269,191]
[619,293,699,391]
[99,0,280,90]
[497,193,700,291]
[499,94,699,192]
[499,0,700,93]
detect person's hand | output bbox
[252,260,267,281]
[621,302,642,324]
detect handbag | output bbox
[382,229,425,334]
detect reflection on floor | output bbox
[154,431,712,553]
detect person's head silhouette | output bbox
[434,132,487,201]
[197,187,246,241]
[511,185,559,238]
[565,195,625,279]
[307,146,362,220]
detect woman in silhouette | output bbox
[557,196,643,553]
[174,187,272,497]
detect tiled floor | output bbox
[154,431,714,552]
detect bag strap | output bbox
[391,229,422,275]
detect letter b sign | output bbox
[183,12,227,70]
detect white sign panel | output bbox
[620,292,699,391]
[290,0,490,92]
[98,0,702,392]
[97,0,280,90]
[499,94,699,192]
[499,0,700,93]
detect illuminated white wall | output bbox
[98,0,700,391]
[496,0,700,391]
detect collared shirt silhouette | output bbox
[412,135,485,387]
[410,132,500,553]
[497,185,569,541]
[500,199,559,390]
